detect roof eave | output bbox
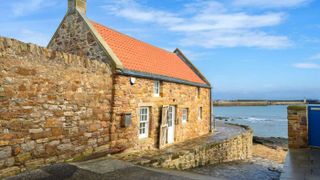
[118,69,211,88]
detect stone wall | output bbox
[123,124,253,170]
[48,11,113,66]
[160,125,253,170]
[110,75,211,151]
[0,37,113,177]
[287,106,308,149]
[0,36,212,177]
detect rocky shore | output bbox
[253,136,288,149]
[252,136,288,164]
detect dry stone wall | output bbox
[110,75,211,151]
[288,106,308,149]
[0,37,113,177]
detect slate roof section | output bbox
[91,21,207,85]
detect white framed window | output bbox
[182,108,188,124]
[198,107,202,120]
[154,81,160,97]
[139,107,149,139]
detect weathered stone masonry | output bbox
[47,2,212,151]
[0,37,212,177]
[111,75,211,151]
[0,37,113,177]
[48,10,114,67]
[0,1,213,177]
[287,106,308,149]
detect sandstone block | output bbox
[51,128,63,137]
[94,144,110,153]
[29,128,43,134]
[5,157,15,167]
[64,111,74,117]
[0,141,10,147]
[45,156,58,164]
[25,158,45,170]
[57,143,73,151]
[82,147,93,156]
[15,152,32,164]
[45,118,61,128]
[4,77,14,84]
[0,166,20,178]
[0,133,15,140]
[0,146,12,159]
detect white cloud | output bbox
[102,0,292,49]
[102,0,183,26]
[180,30,291,49]
[293,63,320,69]
[12,0,57,17]
[233,0,310,8]
[169,13,285,31]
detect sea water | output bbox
[213,105,288,138]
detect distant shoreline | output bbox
[213,100,306,106]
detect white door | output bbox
[167,106,175,144]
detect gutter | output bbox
[118,69,211,88]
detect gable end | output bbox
[174,49,211,87]
[48,9,123,70]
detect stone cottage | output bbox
[48,0,212,150]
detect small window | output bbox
[198,107,202,120]
[154,81,160,97]
[182,109,188,124]
[197,87,201,98]
[139,107,149,138]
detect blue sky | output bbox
[0,0,320,100]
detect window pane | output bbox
[154,81,160,95]
[139,107,149,137]
[182,109,188,122]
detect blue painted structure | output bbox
[308,106,320,147]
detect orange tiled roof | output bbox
[91,21,206,85]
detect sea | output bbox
[213,105,288,138]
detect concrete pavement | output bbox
[6,157,222,180]
[280,148,320,180]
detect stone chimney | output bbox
[68,0,87,14]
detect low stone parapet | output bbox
[115,122,253,170]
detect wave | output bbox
[215,116,287,122]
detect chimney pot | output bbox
[68,0,87,14]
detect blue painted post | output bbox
[308,106,320,147]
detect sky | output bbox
[0,0,320,100]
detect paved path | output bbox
[190,157,282,180]
[6,156,281,180]
[280,148,320,180]
[6,158,220,180]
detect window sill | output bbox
[139,136,149,139]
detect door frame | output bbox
[167,106,175,144]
